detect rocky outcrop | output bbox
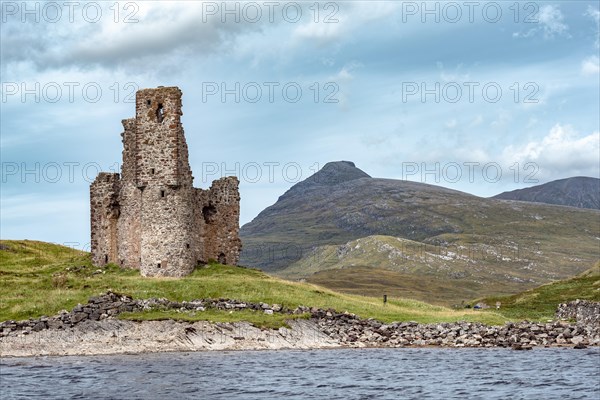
[1,293,599,357]
[0,319,338,357]
[556,300,600,326]
[313,311,599,350]
[0,291,300,337]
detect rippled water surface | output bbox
[1,348,599,399]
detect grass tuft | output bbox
[119,309,311,330]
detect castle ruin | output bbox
[90,86,241,277]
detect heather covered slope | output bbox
[477,262,600,321]
[492,176,599,210]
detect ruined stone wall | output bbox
[90,173,121,266]
[120,118,137,182]
[115,118,142,269]
[556,300,600,325]
[116,181,141,269]
[91,86,241,277]
[192,188,208,265]
[133,88,196,277]
[139,185,195,277]
[197,177,241,265]
[134,87,191,188]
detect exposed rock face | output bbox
[556,300,600,325]
[1,293,598,356]
[0,319,338,357]
[90,87,241,277]
[277,161,371,201]
[493,177,600,210]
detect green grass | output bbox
[278,233,600,306]
[119,309,311,330]
[0,240,507,326]
[475,263,600,321]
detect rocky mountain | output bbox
[239,162,600,304]
[240,161,472,271]
[492,177,599,210]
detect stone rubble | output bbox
[1,293,598,351]
[556,299,600,326]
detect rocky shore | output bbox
[1,292,598,357]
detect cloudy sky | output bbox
[1,1,599,249]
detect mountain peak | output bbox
[275,161,370,201]
[279,161,371,199]
[310,161,371,185]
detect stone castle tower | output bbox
[90,86,241,277]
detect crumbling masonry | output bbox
[90,86,241,277]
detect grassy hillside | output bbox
[476,262,600,321]
[279,234,599,305]
[0,240,508,326]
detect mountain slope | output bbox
[240,162,598,269]
[241,161,485,271]
[477,262,600,321]
[239,162,600,304]
[492,176,599,209]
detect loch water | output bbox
[1,347,599,399]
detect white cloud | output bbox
[293,2,399,42]
[294,20,342,41]
[538,5,569,38]
[470,115,483,127]
[491,110,512,128]
[585,6,600,48]
[412,124,600,183]
[513,5,569,39]
[1,2,266,72]
[582,6,600,73]
[445,119,458,129]
[437,62,471,82]
[332,62,362,81]
[327,62,362,108]
[581,56,600,76]
[502,124,600,179]
[587,6,600,23]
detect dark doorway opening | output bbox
[156,103,164,123]
[202,204,217,224]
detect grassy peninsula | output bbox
[1,240,507,327]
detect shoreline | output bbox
[0,319,340,358]
[1,318,596,359]
[2,293,598,358]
